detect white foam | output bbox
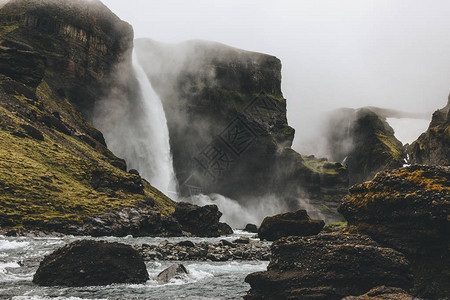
[12,297,108,300]
[0,239,29,250]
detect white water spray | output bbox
[93,49,177,197]
[130,50,177,196]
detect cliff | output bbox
[409,97,450,165]
[324,107,405,186]
[135,39,348,221]
[0,0,179,235]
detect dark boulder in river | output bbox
[33,240,149,286]
[258,209,324,241]
[155,263,189,284]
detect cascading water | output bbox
[130,50,177,196]
[93,49,177,197]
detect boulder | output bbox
[173,202,230,237]
[155,264,188,284]
[338,165,450,299]
[218,222,233,235]
[244,223,258,233]
[245,233,412,300]
[258,209,324,241]
[33,240,149,286]
[342,286,415,300]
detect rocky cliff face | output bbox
[0,0,200,236]
[409,97,450,166]
[246,165,448,299]
[135,39,348,221]
[324,107,405,186]
[339,165,449,299]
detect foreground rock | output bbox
[155,264,188,284]
[135,238,270,261]
[258,210,324,241]
[244,233,412,300]
[339,165,450,299]
[33,240,149,286]
[342,286,415,300]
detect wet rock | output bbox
[173,202,231,237]
[244,233,412,300]
[155,264,188,284]
[342,286,415,300]
[33,240,149,286]
[338,165,450,299]
[218,222,233,235]
[177,240,195,248]
[244,223,258,233]
[136,238,270,262]
[258,209,324,241]
[233,236,250,244]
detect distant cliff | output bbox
[323,107,405,186]
[135,39,348,221]
[409,97,450,165]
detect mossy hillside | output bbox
[0,104,175,229]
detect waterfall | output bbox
[130,50,177,196]
[93,49,177,197]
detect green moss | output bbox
[301,155,343,175]
[0,24,18,38]
[375,131,403,160]
[324,221,347,230]
[0,100,176,229]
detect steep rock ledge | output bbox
[409,97,450,166]
[135,39,348,221]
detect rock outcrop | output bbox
[258,210,324,241]
[135,39,348,221]
[324,107,405,186]
[341,286,415,300]
[244,223,258,233]
[338,165,450,299]
[173,202,231,237]
[409,97,450,166]
[33,240,149,286]
[244,233,412,300]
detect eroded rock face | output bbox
[409,97,450,166]
[258,209,324,241]
[338,165,450,299]
[33,240,149,286]
[135,39,348,221]
[244,233,412,300]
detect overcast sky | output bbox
[101,0,450,151]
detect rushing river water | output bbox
[0,231,267,300]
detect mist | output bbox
[101,0,450,155]
[184,193,326,229]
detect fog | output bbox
[101,0,450,154]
